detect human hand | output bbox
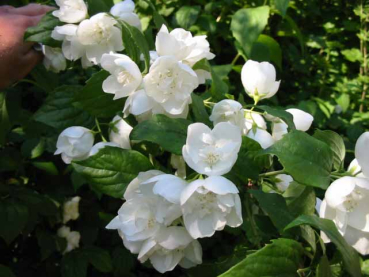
[0,4,53,90]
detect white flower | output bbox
[63,196,81,224]
[109,115,133,149]
[244,110,267,131]
[77,13,124,64]
[355,132,369,178]
[209,100,245,132]
[180,176,242,239]
[241,60,280,102]
[171,154,186,178]
[123,89,190,120]
[275,174,293,192]
[53,0,88,24]
[55,127,94,164]
[320,176,369,255]
[272,109,314,141]
[89,142,120,156]
[57,226,81,254]
[247,128,274,149]
[106,171,187,246]
[110,0,142,30]
[101,53,142,100]
[42,46,67,73]
[138,226,202,273]
[143,56,199,116]
[51,24,92,68]
[155,25,215,66]
[182,122,242,176]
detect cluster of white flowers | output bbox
[319,132,369,255]
[209,60,314,149]
[115,24,215,120]
[41,0,141,72]
[57,196,82,254]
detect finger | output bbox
[0,5,15,14]
[17,50,43,80]
[20,41,37,54]
[17,14,44,28]
[9,4,54,16]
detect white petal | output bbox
[203,176,239,195]
[150,175,187,204]
[247,128,275,149]
[184,213,216,239]
[286,109,314,132]
[355,132,369,178]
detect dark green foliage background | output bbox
[1,0,369,276]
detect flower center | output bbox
[343,188,363,212]
[117,71,133,85]
[92,23,111,44]
[156,69,178,94]
[205,152,220,166]
[195,191,218,216]
[147,217,156,229]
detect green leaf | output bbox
[0,201,29,244]
[313,130,345,170]
[250,190,295,232]
[142,0,167,29]
[86,0,114,15]
[231,6,270,57]
[190,94,212,126]
[219,238,303,277]
[30,64,59,94]
[192,58,212,72]
[341,48,363,63]
[284,215,362,277]
[130,114,191,155]
[73,71,126,118]
[73,147,153,198]
[61,251,88,277]
[284,15,305,55]
[263,130,333,189]
[24,12,62,47]
[36,230,57,260]
[84,246,113,273]
[284,182,316,216]
[210,67,228,101]
[32,161,59,175]
[112,247,135,276]
[232,137,269,181]
[250,35,282,69]
[0,92,10,146]
[175,6,201,29]
[0,265,16,277]
[274,0,290,17]
[21,138,45,159]
[317,255,333,277]
[362,259,369,275]
[34,85,94,130]
[120,21,150,73]
[258,106,296,130]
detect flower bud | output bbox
[241,60,280,102]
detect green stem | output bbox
[95,118,107,142]
[231,53,241,66]
[259,170,285,177]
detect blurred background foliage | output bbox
[1,0,369,276]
